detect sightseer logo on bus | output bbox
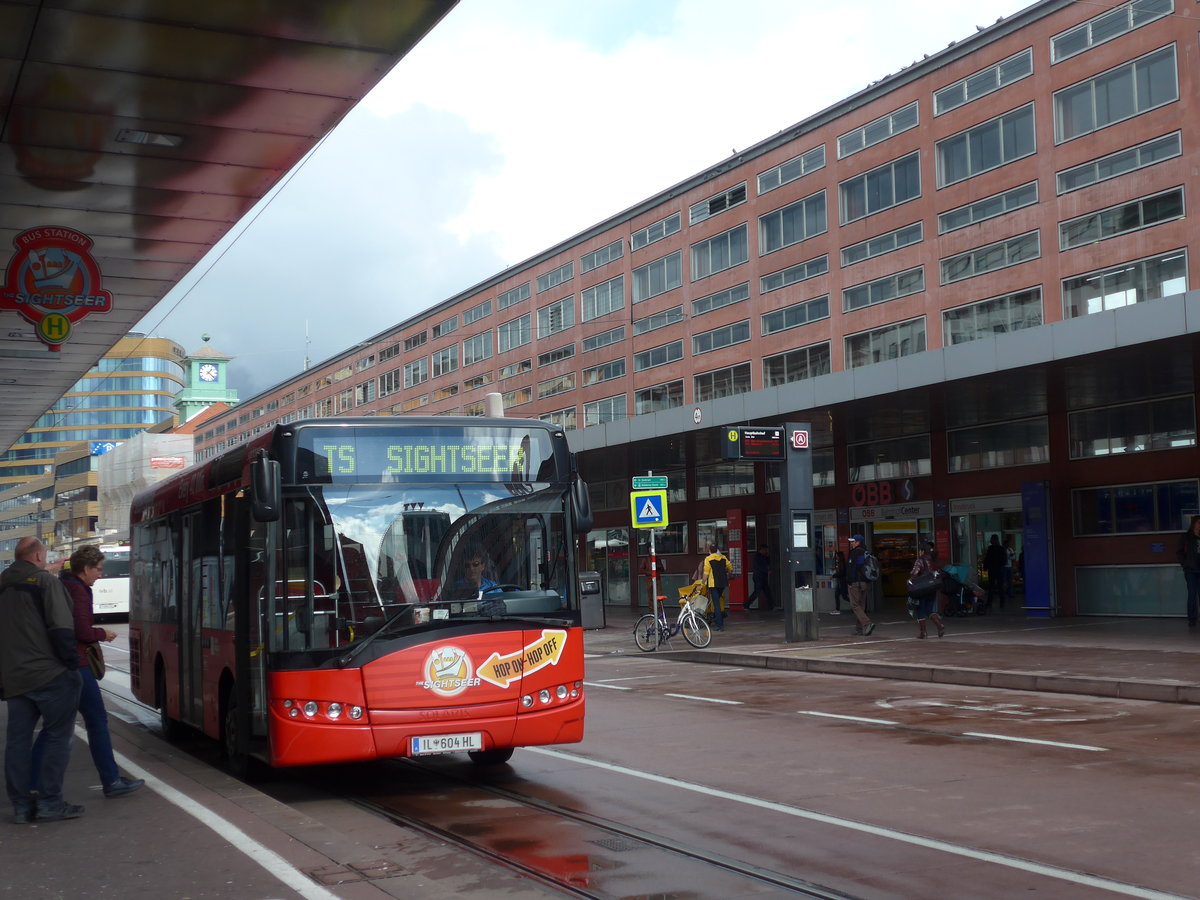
[416,630,569,696]
[0,226,113,351]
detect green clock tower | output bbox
[175,335,238,423]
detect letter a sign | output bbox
[630,490,669,528]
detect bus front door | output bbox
[179,512,204,727]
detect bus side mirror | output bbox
[250,456,281,522]
[572,477,593,534]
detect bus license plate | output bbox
[410,732,483,756]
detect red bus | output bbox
[128,417,595,772]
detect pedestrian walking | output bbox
[984,534,1008,611]
[747,544,773,610]
[908,541,946,639]
[832,550,848,615]
[1176,515,1200,628]
[31,545,144,800]
[845,535,875,636]
[701,544,733,631]
[0,537,85,823]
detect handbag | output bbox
[85,642,105,680]
[907,571,941,599]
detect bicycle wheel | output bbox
[681,609,712,648]
[634,614,662,651]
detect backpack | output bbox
[862,552,880,582]
[710,555,729,590]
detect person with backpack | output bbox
[908,540,946,639]
[701,543,733,632]
[845,534,876,636]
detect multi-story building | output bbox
[0,334,186,556]
[191,0,1200,619]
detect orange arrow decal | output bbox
[476,629,568,689]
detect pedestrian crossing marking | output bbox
[630,489,669,528]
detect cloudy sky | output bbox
[138,0,1029,398]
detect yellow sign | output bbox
[476,629,568,688]
[630,489,669,528]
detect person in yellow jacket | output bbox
[701,543,733,632]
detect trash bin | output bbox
[579,570,605,629]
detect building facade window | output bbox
[693,283,749,317]
[582,358,626,386]
[694,362,751,401]
[355,381,375,405]
[1072,478,1198,536]
[584,394,627,427]
[689,182,747,225]
[837,101,919,158]
[1058,188,1183,251]
[691,224,748,281]
[841,223,922,267]
[634,380,684,414]
[760,191,827,253]
[845,317,927,368]
[693,320,750,355]
[536,262,574,293]
[537,344,575,366]
[498,358,531,379]
[1062,250,1186,317]
[431,315,458,339]
[582,327,624,352]
[760,255,828,294]
[431,346,458,378]
[763,342,832,387]
[1056,132,1180,195]
[403,358,429,389]
[757,145,825,194]
[937,103,1035,186]
[631,212,681,251]
[462,332,493,366]
[462,299,491,325]
[761,295,830,336]
[633,340,684,372]
[580,239,623,273]
[1054,45,1177,143]
[947,418,1050,472]
[938,182,1038,234]
[632,252,682,303]
[633,307,683,336]
[537,373,576,399]
[1051,0,1172,63]
[537,296,576,338]
[843,266,924,311]
[502,386,533,408]
[848,434,932,483]
[941,231,1040,284]
[934,47,1033,116]
[540,406,578,430]
[497,282,531,310]
[497,314,532,352]
[840,153,920,224]
[463,372,493,390]
[1068,396,1195,459]
[403,331,427,352]
[943,287,1043,344]
[582,274,624,322]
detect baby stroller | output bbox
[677,580,724,625]
[939,564,985,617]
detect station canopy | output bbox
[0,0,456,454]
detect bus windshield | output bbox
[265,480,574,650]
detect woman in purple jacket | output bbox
[33,545,143,798]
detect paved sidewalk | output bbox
[585,605,1200,704]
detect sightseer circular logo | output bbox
[417,645,481,697]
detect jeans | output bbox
[708,586,726,629]
[1185,571,1200,624]
[33,665,119,789]
[5,668,81,813]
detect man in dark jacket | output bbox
[0,537,85,823]
[845,535,876,636]
[1176,515,1200,627]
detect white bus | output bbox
[93,544,131,618]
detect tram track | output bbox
[355,757,857,900]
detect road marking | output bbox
[584,681,632,690]
[591,675,666,683]
[798,710,898,725]
[78,730,341,900]
[665,693,742,705]
[530,747,1183,900]
[964,732,1108,752]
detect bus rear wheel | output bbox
[468,747,514,765]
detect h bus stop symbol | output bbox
[630,490,668,528]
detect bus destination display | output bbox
[295,426,556,482]
[722,426,785,460]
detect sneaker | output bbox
[864,622,876,636]
[34,803,84,821]
[103,777,145,798]
[12,807,34,824]
[853,628,863,635]
[829,609,841,615]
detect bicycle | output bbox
[633,594,712,651]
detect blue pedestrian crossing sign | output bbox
[630,490,669,528]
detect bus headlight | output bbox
[303,700,319,718]
[556,684,568,700]
[521,694,534,708]
[349,706,364,720]
[327,702,342,720]
[538,688,551,705]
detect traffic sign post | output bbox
[632,475,668,491]
[631,481,670,626]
